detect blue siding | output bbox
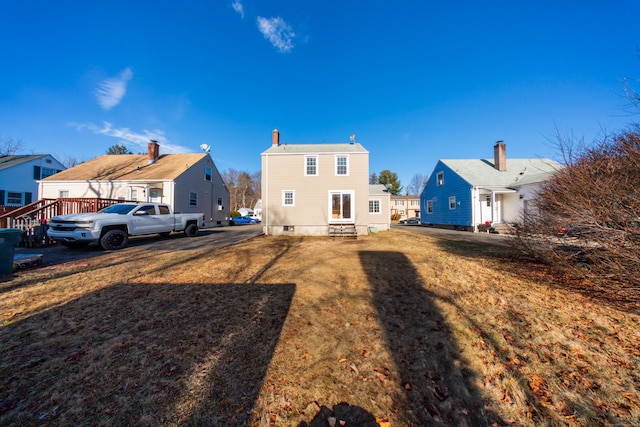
[420,161,473,226]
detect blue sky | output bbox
[1,1,639,190]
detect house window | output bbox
[41,167,57,178]
[369,199,381,214]
[7,192,22,205]
[217,197,223,206]
[427,200,433,214]
[205,166,212,181]
[410,199,420,206]
[449,196,456,210]
[395,200,404,206]
[189,192,198,207]
[486,195,491,206]
[283,190,295,206]
[398,210,405,216]
[58,190,69,198]
[335,155,348,176]
[305,155,318,176]
[437,172,444,186]
[130,188,138,200]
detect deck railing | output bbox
[0,198,128,246]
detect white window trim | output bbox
[437,171,444,186]
[58,189,70,198]
[427,200,433,214]
[283,190,295,206]
[189,191,199,207]
[369,198,381,214]
[304,155,318,176]
[449,196,456,210]
[335,155,349,176]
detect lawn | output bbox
[1,229,638,426]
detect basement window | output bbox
[283,225,295,232]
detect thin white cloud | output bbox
[94,68,133,110]
[231,0,244,19]
[74,122,191,154]
[257,16,295,53]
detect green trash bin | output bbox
[0,228,24,275]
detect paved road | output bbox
[391,224,513,246]
[14,224,264,267]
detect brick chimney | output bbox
[272,129,280,146]
[148,140,160,164]
[494,141,506,171]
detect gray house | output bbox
[420,142,562,231]
[39,141,230,227]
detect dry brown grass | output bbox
[1,229,638,426]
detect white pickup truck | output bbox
[47,203,205,250]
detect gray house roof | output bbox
[262,142,368,155]
[369,184,390,196]
[0,155,49,171]
[440,158,562,190]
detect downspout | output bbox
[264,154,269,235]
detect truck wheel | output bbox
[184,223,198,237]
[100,229,129,250]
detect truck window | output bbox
[137,205,157,215]
[158,205,170,215]
[101,204,136,215]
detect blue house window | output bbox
[449,196,456,210]
[437,172,444,186]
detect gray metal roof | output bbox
[262,142,368,155]
[369,184,390,196]
[0,154,48,171]
[440,158,563,189]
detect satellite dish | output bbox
[199,144,211,153]
[384,183,392,191]
[349,134,356,143]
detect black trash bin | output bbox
[0,228,24,274]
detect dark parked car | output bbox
[398,217,421,225]
[230,215,260,225]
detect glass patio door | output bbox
[330,191,353,222]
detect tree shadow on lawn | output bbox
[0,281,295,426]
[359,250,505,426]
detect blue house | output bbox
[420,142,562,232]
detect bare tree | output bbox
[0,136,24,156]
[408,173,427,195]
[222,169,261,213]
[56,154,80,168]
[513,125,640,288]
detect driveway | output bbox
[391,224,513,246]
[14,224,264,267]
